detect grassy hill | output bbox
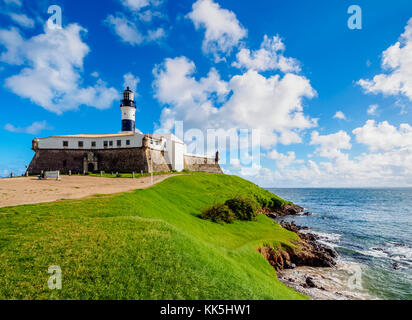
[0,174,307,300]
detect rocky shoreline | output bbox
[259,203,368,299]
[259,221,339,291]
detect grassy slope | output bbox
[0,174,307,300]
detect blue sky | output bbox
[1,0,412,187]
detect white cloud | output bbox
[187,0,247,61]
[0,24,119,114]
[153,56,317,149]
[120,0,162,11]
[147,27,166,41]
[105,15,144,46]
[123,72,140,92]
[367,104,379,115]
[248,120,412,188]
[4,121,50,135]
[267,150,299,168]
[333,111,346,120]
[8,13,35,28]
[353,120,412,152]
[0,27,24,64]
[105,14,166,45]
[358,18,412,101]
[310,130,352,158]
[233,35,300,73]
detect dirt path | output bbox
[0,175,176,208]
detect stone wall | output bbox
[28,148,222,175]
[184,155,223,174]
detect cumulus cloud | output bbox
[233,35,300,73]
[267,150,300,168]
[153,56,317,148]
[353,120,412,152]
[333,111,346,120]
[310,130,352,158]
[187,0,247,61]
[245,119,412,187]
[358,18,412,101]
[105,15,144,46]
[4,121,51,135]
[0,24,119,114]
[105,4,166,46]
[123,72,140,92]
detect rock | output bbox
[372,247,384,251]
[303,212,313,216]
[282,204,304,216]
[393,263,401,270]
[306,277,317,288]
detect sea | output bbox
[267,188,412,300]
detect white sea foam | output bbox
[279,261,379,300]
[359,243,412,268]
[301,230,342,248]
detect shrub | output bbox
[254,194,269,209]
[225,196,258,221]
[269,197,283,210]
[200,204,235,224]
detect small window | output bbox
[78,141,84,148]
[63,141,69,147]
[109,141,113,147]
[117,140,122,147]
[91,141,96,148]
[104,141,108,148]
[63,160,67,167]
[126,140,131,146]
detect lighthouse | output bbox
[121,87,136,132]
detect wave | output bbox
[301,230,342,248]
[358,243,412,269]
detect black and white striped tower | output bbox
[121,87,136,132]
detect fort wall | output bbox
[28,148,222,174]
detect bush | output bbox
[225,196,258,221]
[269,197,283,210]
[200,204,235,224]
[254,194,269,209]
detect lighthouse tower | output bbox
[121,87,136,132]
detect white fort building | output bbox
[28,87,222,174]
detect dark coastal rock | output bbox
[306,277,317,288]
[258,221,338,274]
[303,212,313,216]
[392,263,400,270]
[263,204,304,218]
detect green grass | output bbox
[0,174,307,300]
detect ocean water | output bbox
[268,188,412,300]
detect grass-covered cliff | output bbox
[0,174,307,300]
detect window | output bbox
[109,141,113,147]
[117,140,122,147]
[63,141,69,147]
[91,141,96,148]
[104,141,108,148]
[126,140,131,146]
[78,141,84,148]
[63,160,67,167]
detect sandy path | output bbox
[0,175,175,208]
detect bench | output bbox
[44,171,60,180]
